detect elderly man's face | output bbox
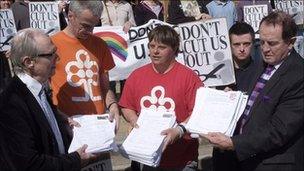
[31,35,58,83]
[68,9,100,39]
[259,22,294,65]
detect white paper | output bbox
[68,114,116,153]
[186,87,247,136]
[120,109,176,167]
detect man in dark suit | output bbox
[0,28,95,170]
[202,11,304,171]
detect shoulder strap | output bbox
[104,1,113,26]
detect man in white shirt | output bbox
[0,28,96,170]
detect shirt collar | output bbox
[215,0,228,5]
[273,61,283,70]
[17,73,43,97]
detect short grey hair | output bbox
[10,28,46,73]
[69,0,103,17]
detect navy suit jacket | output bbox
[0,76,81,171]
[232,49,304,171]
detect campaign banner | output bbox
[179,18,235,87]
[243,4,268,37]
[94,19,234,87]
[0,9,17,52]
[29,1,60,35]
[274,0,304,25]
[93,19,183,81]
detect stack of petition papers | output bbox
[186,87,248,136]
[120,109,176,167]
[68,114,116,153]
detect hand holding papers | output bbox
[120,109,176,167]
[68,114,116,154]
[186,87,248,136]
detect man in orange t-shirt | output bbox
[51,1,119,125]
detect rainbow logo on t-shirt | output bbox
[95,32,128,62]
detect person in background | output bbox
[133,0,164,26]
[57,0,69,30]
[203,11,304,171]
[0,0,13,9]
[0,28,95,170]
[167,0,211,25]
[51,0,120,168]
[101,0,136,99]
[119,25,203,170]
[206,0,237,29]
[217,22,261,92]
[101,0,136,32]
[0,0,14,93]
[228,22,261,92]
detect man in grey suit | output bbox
[0,28,96,170]
[202,11,304,171]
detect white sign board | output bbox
[29,2,60,35]
[274,0,304,25]
[179,18,235,87]
[0,9,17,51]
[243,4,268,35]
[93,20,180,81]
[94,19,235,87]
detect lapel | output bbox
[13,77,55,136]
[244,50,296,125]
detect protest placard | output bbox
[243,4,268,37]
[179,18,235,87]
[94,19,183,81]
[274,0,303,25]
[0,9,17,51]
[29,1,60,35]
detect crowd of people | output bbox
[0,0,303,171]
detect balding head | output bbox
[10,28,51,73]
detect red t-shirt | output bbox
[119,61,203,168]
[51,31,115,116]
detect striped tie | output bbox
[236,65,275,134]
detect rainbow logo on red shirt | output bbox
[95,32,128,62]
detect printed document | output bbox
[121,109,176,167]
[68,114,116,153]
[186,87,247,136]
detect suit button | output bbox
[250,154,257,157]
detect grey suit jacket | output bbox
[232,49,304,171]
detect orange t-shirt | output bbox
[51,31,115,116]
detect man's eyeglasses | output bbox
[37,51,59,61]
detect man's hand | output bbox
[76,144,96,167]
[108,102,120,133]
[195,13,212,21]
[200,132,234,150]
[123,21,133,33]
[129,116,139,129]
[161,127,181,152]
[68,117,81,129]
[57,0,68,12]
